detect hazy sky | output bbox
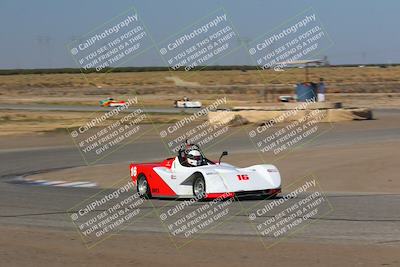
[0,0,399,69]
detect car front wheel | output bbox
[193,176,206,200]
[137,174,151,199]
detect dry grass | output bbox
[1,66,400,90]
[0,110,191,136]
[1,66,399,107]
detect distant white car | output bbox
[130,144,281,200]
[174,97,202,108]
[278,95,294,102]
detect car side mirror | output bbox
[219,151,228,164]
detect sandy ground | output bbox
[0,225,398,267]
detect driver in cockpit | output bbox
[179,143,207,167]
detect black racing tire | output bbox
[193,175,206,200]
[137,174,152,199]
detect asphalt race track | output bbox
[0,109,400,246]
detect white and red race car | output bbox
[174,97,202,108]
[129,144,281,200]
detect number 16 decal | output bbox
[237,174,249,180]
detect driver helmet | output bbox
[186,147,203,167]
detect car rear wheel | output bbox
[137,174,151,199]
[193,176,206,200]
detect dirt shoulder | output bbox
[0,225,398,267]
